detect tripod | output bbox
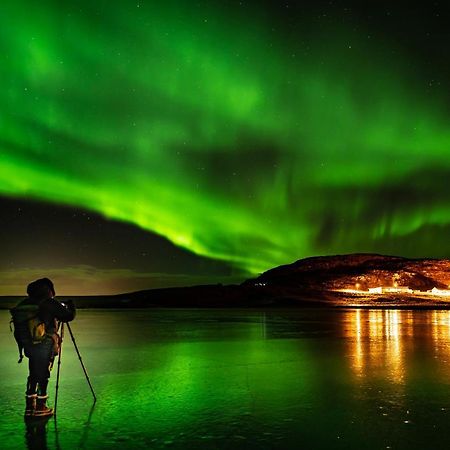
[54,322,96,416]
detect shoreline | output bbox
[2,299,450,311]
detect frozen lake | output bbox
[2,308,450,449]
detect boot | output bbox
[24,394,37,417]
[34,395,53,417]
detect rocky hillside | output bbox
[246,254,450,292]
[3,254,445,309]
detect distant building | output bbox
[431,287,450,296]
[368,287,382,294]
[384,286,413,294]
[368,286,413,294]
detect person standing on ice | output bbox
[11,278,76,417]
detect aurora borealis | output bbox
[1,1,449,294]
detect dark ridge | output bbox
[1,254,449,309]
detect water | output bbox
[2,308,450,449]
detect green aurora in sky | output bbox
[1,1,449,276]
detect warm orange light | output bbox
[337,286,450,298]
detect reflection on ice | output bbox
[24,416,52,450]
[345,309,404,382]
[344,309,450,383]
[2,308,450,449]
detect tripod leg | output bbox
[66,323,97,402]
[54,323,64,417]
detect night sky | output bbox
[1,1,449,295]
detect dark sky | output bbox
[1,0,449,294]
[0,196,240,294]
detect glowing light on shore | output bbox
[338,287,450,297]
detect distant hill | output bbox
[109,254,450,308]
[248,253,450,292]
[1,254,449,309]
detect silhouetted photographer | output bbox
[10,278,76,417]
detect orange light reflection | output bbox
[345,310,404,383]
[345,309,450,383]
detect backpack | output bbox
[10,301,47,363]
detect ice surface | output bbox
[2,308,450,449]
